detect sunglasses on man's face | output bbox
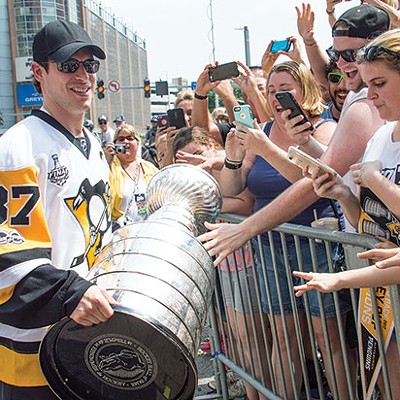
[357,45,400,64]
[326,47,361,63]
[99,121,107,125]
[327,72,344,84]
[44,59,100,74]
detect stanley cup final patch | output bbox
[48,154,69,187]
[84,334,158,390]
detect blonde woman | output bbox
[108,124,158,230]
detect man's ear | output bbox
[31,61,45,82]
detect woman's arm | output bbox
[293,264,400,297]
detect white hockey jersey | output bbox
[0,111,112,387]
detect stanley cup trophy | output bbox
[39,164,223,400]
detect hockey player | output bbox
[0,20,115,399]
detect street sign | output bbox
[108,80,121,93]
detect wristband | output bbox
[224,157,243,170]
[194,92,208,100]
[326,8,335,14]
[304,40,317,47]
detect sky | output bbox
[100,0,356,83]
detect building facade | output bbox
[0,0,150,134]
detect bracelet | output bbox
[224,157,243,170]
[326,8,335,14]
[194,92,208,100]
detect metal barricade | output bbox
[197,213,400,400]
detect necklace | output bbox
[122,160,141,184]
[122,161,144,222]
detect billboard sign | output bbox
[16,84,43,106]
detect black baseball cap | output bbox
[98,115,108,122]
[333,4,390,39]
[113,115,125,122]
[33,20,106,63]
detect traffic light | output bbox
[144,78,151,98]
[96,79,105,99]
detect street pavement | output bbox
[195,324,217,398]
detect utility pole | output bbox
[208,0,218,109]
[243,26,251,66]
[235,26,251,66]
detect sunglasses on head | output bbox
[327,72,344,84]
[43,59,100,74]
[326,47,362,63]
[357,45,400,64]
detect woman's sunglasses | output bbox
[326,47,361,63]
[356,46,400,63]
[327,72,344,84]
[42,59,100,74]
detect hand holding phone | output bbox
[270,39,292,54]
[167,108,186,129]
[287,146,338,179]
[157,114,169,129]
[209,62,240,82]
[275,91,314,131]
[233,105,254,132]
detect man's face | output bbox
[332,36,368,93]
[33,48,96,117]
[99,119,108,132]
[328,69,349,112]
[114,120,125,128]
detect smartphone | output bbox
[167,108,186,129]
[275,91,314,131]
[208,62,240,82]
[114,144,126,154]
[287,146,338,179]
[157,114,169,128]
[233,105,254,132]
[270,39,292,54]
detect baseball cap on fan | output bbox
[332,4,390,39]
[33,19,106,63]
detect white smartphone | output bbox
[287,146,338,179]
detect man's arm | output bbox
[320,97,384,175]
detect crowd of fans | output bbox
[92,1,400,398]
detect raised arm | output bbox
[296,3,330,90]
[191,63,235,145]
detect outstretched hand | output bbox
[197,221,249,266]
[357,246,400,269]
[293,270,341,297]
